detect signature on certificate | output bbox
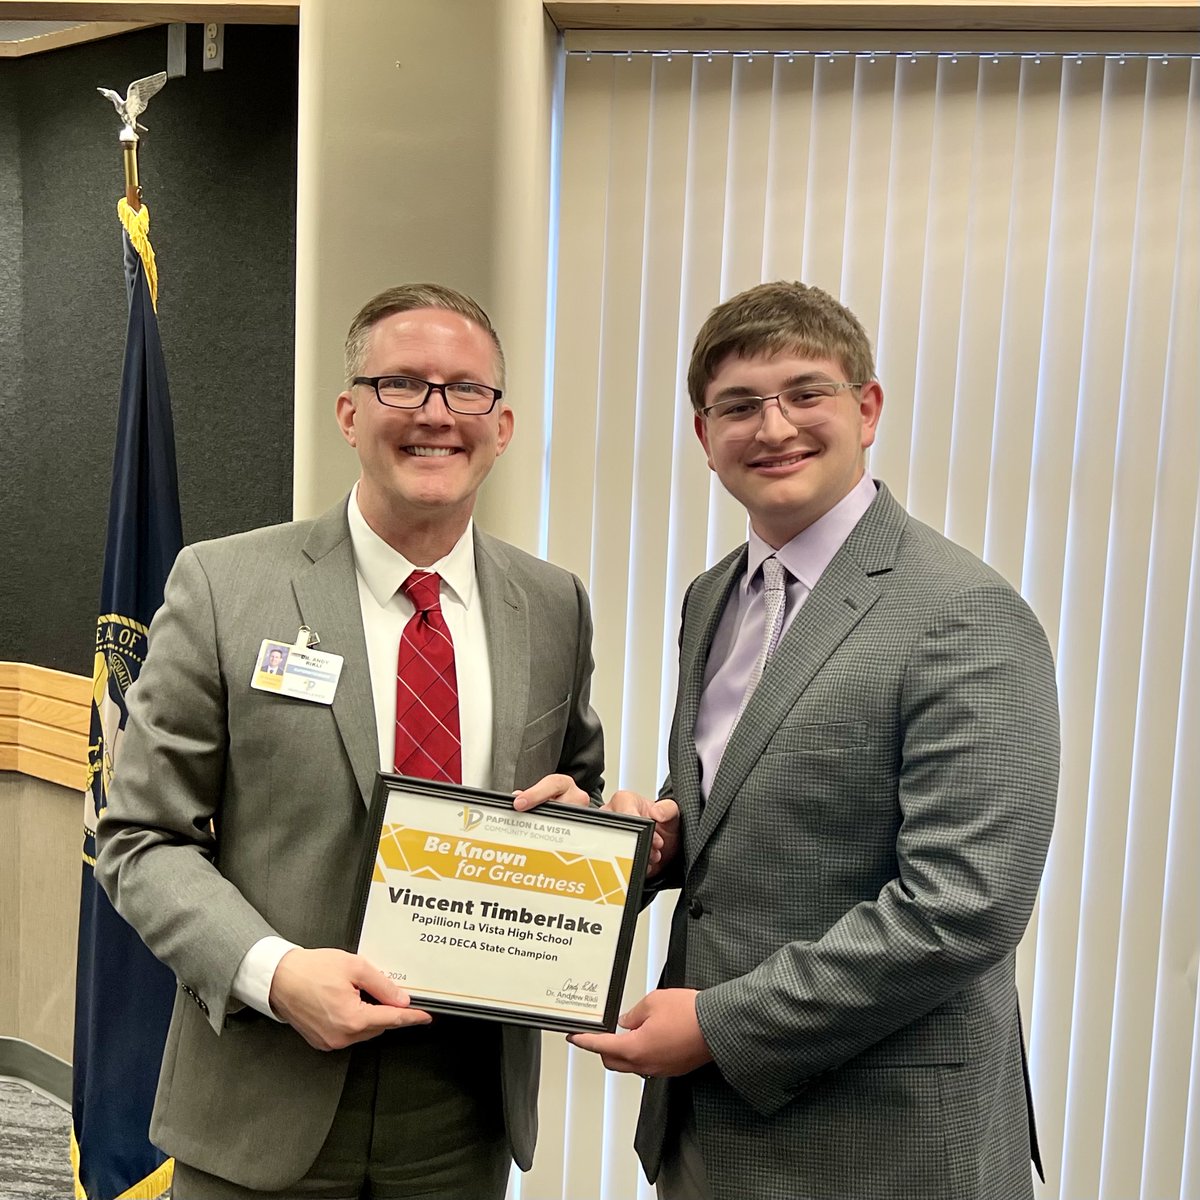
[549,977,600,1007]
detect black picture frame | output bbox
[349,773,654,1034]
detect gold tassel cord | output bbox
[116,198,159,311]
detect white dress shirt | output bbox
[230,487,494,1016]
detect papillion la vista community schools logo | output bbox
[459,806,484,832]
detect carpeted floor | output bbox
[0,1079,75,1199]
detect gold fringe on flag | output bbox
[72,1128,175,1200]
[116,198,159,312]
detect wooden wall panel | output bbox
[0,663,89,791]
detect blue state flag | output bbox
[72,200,182,1200]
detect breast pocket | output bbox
[522,698,568,753]
[764,719,869,755]
[514,698,570,786]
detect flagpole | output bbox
[74,70,176,1200]
[114,115,159,311]
[120,127,141,212]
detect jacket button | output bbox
[687,898,704,918]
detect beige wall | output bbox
[0,772,80,1062]
[292,0,558,554]
[289,9,570,1191]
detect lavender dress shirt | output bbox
[693,473,878,799]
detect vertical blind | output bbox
[524,43,1199,1200]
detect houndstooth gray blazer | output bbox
[635,482,1059,1200]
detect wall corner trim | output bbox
[0,1037,72,1106]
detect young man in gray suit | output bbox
[572,281,1058,1200]
[97,284,604,1199]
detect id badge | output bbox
[251,627,343,705]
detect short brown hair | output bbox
[687,281,875,412]
[343,283,506,388]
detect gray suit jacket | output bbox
[96,500,604,1190]
[635,483,1058,1200]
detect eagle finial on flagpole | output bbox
[97,72,167,211]
[98,71,167,136]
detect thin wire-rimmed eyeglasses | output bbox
[352,374,503,415]
[700,381,864,428]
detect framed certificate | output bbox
[350,774,654,1033]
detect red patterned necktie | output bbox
[394,570,461,783]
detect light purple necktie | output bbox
[732,554,787,727]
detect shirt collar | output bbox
[346,485,477,610]
[745,471,878,592]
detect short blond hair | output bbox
[688,281,875,411]
[343,283,506,388]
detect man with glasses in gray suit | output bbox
[572,281,1058,1200]
[97,283,604,1199]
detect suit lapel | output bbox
[475,529,529,793]
[293,503,378,807]
[696,558,881,845]
[674,550,744,864]
[691,483,907,852]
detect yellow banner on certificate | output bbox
[372,824,633,905]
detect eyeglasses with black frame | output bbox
[700,381,864,428]
[352,375,503,415]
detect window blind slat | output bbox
[762,56,816,279]
[1098,55,1197,1200]
[1136,58,1200,1200]
[871,56,939,500]
[908,57,979,533]
[1059,57,1153,1200]
[799,56,855,292]
[983,59,1059,588]
[1025,60,1107,1198]
[839,57,895,332]
[945,58,1020,562]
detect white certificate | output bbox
[351,775,652,1032]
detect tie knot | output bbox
[402,570,442,614]
[761,555,786,595]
